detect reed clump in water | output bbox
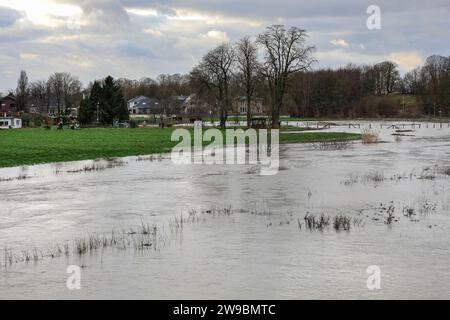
[182,206,234,224]
[361,129,380,144]
[302,213,363,232]
[251,207,272,216]
[65,159,126,174]
[313,140,352,150]
[417,165,450,180]
[362,171,385,184]
[136,155,164,162]
[342,171,385,185]
[0,174,30,183]
[333,215,351,231]
[444,167,450,176]
[304,213,330,231]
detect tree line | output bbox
[11,71,192,125]
[191,25,316,128]
[7,24,450,128]
[15,71,82,115]
[187,25,450,125]
[285,56,450,118]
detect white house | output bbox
[127,96,160,115]
[0,117,22,129]
[233,97,264,115]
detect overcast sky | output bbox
[0,0,449,92]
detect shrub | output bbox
[129,119,138,128]
[361,129,380,144]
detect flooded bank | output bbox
[1,121,450,299]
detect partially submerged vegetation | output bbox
[301,213,363,231]
[2,195,444,269]
[0,128,361,168]
[1,206,235,269]
[312,139,353,150]
[61,159,126,174]
[0,174,31,182]
[343,165,450,186]
[361,129,380,144]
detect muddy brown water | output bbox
[1,121,450,299]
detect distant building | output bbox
[166,95,188,115]
[44,97,68,117]
[0,117,22,129]
[0,93,17,115]
[127,96,160,115]
[233,97,264,115]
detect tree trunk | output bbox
[220,101,226,128]
[246,98,251,128]
[272,103,280,129]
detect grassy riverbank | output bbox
[0,128,361,168]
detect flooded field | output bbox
[1,121,450,299]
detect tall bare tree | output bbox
[48,73,64,115]
[61,72,82,112]
[236,37,261,128]
[16,70,29,112]
[420,55,450,116]
[30,80,50,113]
[258,25,315,128]
[192,43,235,127]
[373,61,399,95]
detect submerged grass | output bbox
[301,213,363,232]
[0,174,30,183]
[343,164,450,186]
[63,159,126,174]
[0,206,235,269]
[312,140,353,150]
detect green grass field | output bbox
[0,128,361,168]
[279,131,361,144]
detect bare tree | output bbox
[402,67,421,94]
[236,36,261,128]
[48,73,64,115]
[421,55,450,116]
[61,72,82,112]
[258,25,315,128]
[30,80,50,113]
[16,70,29,111]
[192,43,235,127]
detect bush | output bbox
[20,113,46,127]
[361,129,380,144]
[129,119,138,128]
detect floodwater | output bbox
[1,121,450,299]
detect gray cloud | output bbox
[0,0,449,92]
[0,6,23,27]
